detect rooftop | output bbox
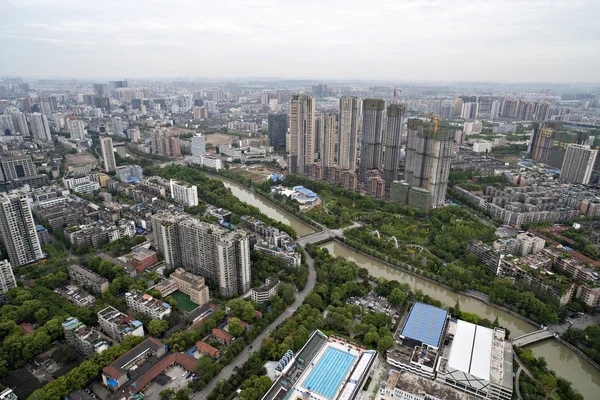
[400,302,448,348]
[386,370,468,400]
[103,337,164,380]
[98,306,143,333]
[126,290,170,312]
[448,320,493,381]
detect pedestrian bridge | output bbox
[512,329,555,347]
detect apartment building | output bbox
[62,317,110,358]
[68,264,109,293]
[0,190,44,267]
[169,179,198,207]
[125,290,172,319]
[250,277,280,304]
[98,306,144,342]
[0,260,17,299]
[152,211,251,297]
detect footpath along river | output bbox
[211,173,600,399]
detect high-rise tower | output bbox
[100,137,117,172]
[360,98,386,183]
[382,104,405,187]
[288,94,315,174]
[268,114,287,149]
[320,114,336,168]
[560,144,598,185]
[338,96,361,171]
[0,190,44,267]
[29,113,51,141]
[403,119,455,208]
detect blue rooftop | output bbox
[401,302,448,347]
[131,320,143,327]
[293,186,317,197]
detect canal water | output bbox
[209,174,315,237]
[213,174,599,398]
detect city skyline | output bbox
[2,0,600,82]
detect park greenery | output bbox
[214,169,563,324]
[562,324,600,366]
[514,346,583,400]
[250,250,308,291]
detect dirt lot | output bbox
[230,167,273,183]
[65,153,98,166]
[205,133,238,146]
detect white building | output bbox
[200,155,223,171]
[436,321,513,400]
[191,133,206,156]
[463,121,483,135]
[112,117,127,136]
[0,190,44,267]
[560,144,598,185]
[0,260,17,299]
[73,181,100,194]
[67,119,87,140]
[250,277,280,304]
[29,113,52,141]
[490,100,501,121]
[170,179,199,207]
[64,176,92,190]
[98,306,144,342]
[125,289,172,320]
[472,141,494,153]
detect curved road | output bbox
[192,251,317,399]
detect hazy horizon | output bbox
[2,0,600,83]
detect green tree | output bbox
[228,318,245,337]
[377,335,395,352]
[363,331,380,346]
[388,288,407,308]
[305,293,323,310]
[63,345,79,363]
[147,319,169,337]
[277,283,296,305]
[454,298,462,318]
[227,298,256,322]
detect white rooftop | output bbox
[448,320,493,381]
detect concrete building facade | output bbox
[0,190,44,267]
[338,96,361,171]
[288,94,315,175]
[100,137,117,172]
[360,98,386,184]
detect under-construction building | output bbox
[382,104,405,187]
[400,119,455,209]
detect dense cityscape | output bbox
[2,2,600,400]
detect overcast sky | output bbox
[1,0,599,82]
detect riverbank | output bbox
[202,170,321,237]
[322,237,544,331]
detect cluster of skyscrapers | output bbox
[276,94,454,209]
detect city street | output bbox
[192,250,317,399]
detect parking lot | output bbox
[348,293,401,322]
[142,365,193,400]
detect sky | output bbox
[1,0,599,82]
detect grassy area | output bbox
[171,290,199,312]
